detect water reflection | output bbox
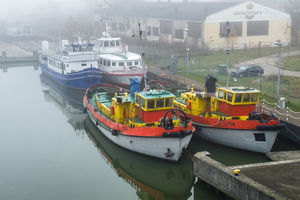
[84,117,195,200]
[40,73,86,133]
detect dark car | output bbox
[231,65,264,77]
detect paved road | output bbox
[236,50,300,77]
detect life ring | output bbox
[187,101,191,110]
[110,106,115,115]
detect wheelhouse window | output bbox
[218,90,224,99]
[81,63,87,66]
[119,62,124,66]
[112,62,116,66]
[251,93,258,102]
[134,61,139,65]
[165,98,172,107]
[243,94,250,102]
[107,61,111,66]
[116,41,120,46]
[156,99,164,108]
[235,94,242,103]
[227,92,233,102]
[127,62,132,66]
[142,98,146,108]
[99,59,102,64]
[148,99,155,109]
[103,60,106,65]
[110,41,115,46]
[104,41,109,47]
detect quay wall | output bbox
[193,152,287,200]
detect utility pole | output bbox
[225,21,230,87]
[184,28,190,77]
[138,23,147,89]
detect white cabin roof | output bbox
[97,37,121,42]
[99,52,141,61]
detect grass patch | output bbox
[282,55,300,71]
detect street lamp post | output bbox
[225,21,230,87]
[184,28,190,77]
[273,41,282,101]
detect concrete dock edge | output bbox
[193,152,288,200]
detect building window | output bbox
[247,21,269,36]
[188,22,202,38]
[119,23,125,31]
[112,23,117,31]
[174,29,184,39]
[152,27,159,36]
[160,20,173,34]
[220,22,242,37]
[147,26,151,35]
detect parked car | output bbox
[231,65,264,77]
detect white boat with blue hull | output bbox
[40,39,102,89]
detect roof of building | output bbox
[205,1,290,22]
[110,1,237,22]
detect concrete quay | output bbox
[193,151,300,200]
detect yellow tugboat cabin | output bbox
[215,87,260,116]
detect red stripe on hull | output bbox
[102,73,145,76]
[188,114,280,130]
[84,96,194,137]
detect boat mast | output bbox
[102,0,111,38]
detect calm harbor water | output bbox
[1,66,299,200]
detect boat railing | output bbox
[259,99,300,123]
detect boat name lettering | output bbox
[223,121,235,127]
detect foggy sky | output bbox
[0,0,96,21]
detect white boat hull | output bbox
[102,72,145,87]
[88,114,192,161]
[195,126,279,153]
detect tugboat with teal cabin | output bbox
[83,78,195,161]
[39,36,102,89]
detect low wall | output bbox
[193,152,287,200]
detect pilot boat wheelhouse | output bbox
[40,40,102,89]
[83,80,194,161]
[175,84,282,153]
[98,51,146,87]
